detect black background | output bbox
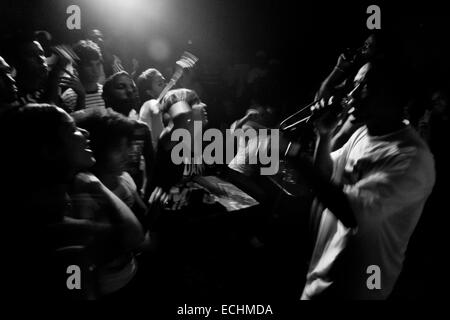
[1,0,449,108]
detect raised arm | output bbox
[292,101,357,228]
[73,173,145,258]
[316,53,354,102]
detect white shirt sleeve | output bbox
[344,146,435,229]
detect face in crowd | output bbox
[112,74,138,101]
[19,40,48,82]
[105,73,140,115]
[102,137,130,175]
[346,62,371,122]
[79,59,103,84]
[148,71,166,99]
[360,35,377,60]
[430,90,448,116]
[58,109,96,173]
[0,105,95,185]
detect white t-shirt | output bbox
[302,125,435,300]
[139,100,165,151]
[228,120,270,176]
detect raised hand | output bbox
[157,51,199,103]
[73,172,103,194]
[336,47,359,72]
[148,187,169,207]
[245,109,261,122]
[311,97,345,136]
[59,73,85,96]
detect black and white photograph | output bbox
[0,0,448,313]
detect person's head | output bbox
[347,61,408,128]
[360,34,378,60]
[75,109,135,176]
[3,32,48,89]
[73,40,103,84]
[136,68,166,103]
[34,30,52,57]
[0,56,18,106]
[88,29,104,47]
[102,71,139,116]
[430,88,449,116]
[161,88,208,127]
[0,104,94,187]
[359,31,393,64]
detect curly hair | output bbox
[136,68,162,102]
[75,108,135,167]
[73,39,103,66]
[102,71,131,102]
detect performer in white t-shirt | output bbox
[299,61,435,300]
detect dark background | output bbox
[0,0,448,301]
[1,0,449,108]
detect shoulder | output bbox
[139,101,151,117]
[332,126,368,161]
[133,119,151,132]
[383,126,433,168]
[61,88,77,100]
[349,125,369,143]
[365,126,435,191]
[71,172,103,194]
[119,172,137,191]
[131,120,152,143]
[399,127,435,186]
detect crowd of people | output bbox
[0,26,447,301]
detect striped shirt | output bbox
[61,83,105,113]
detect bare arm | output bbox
[316,53,353,102]
[292,102,357,228]
[73,173,145,256]
[232,110,260,131]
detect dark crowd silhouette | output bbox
[0,2,448,303]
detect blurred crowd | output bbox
[0,26,448,301]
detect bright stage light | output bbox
[99,0,147,11]
[83,0,173,41]
[91,0,170,24]
[147,38,171,62]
